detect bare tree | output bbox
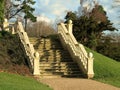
[26,21,56,37]
[107,32,120,43]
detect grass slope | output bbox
[0,72,52,90]
[86,48,120,87]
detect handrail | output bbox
[17,22,35,68]
[58,20,94,78]
[16,21,40,75]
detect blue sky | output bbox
[34,0,80,22]
[33,0,120,30]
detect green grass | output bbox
[86,48,120,87]
[0,72,52,90]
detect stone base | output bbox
[87,74,94,79]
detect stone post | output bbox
[33,52,40,75]
[67,20,78,45]
[11,27,15,34]
[87,52,94,78]
[3,18,9,32]
[67,20,73,34]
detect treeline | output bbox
[97,33,120,62]
[26,21,56,37]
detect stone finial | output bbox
[34,52,39,58]
[87,52,94,78]
[33,52,40,75]
[4,18,8,22]
[68,20,72,24]
[3,18,9,31]
[88,52,93,58]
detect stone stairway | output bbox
[29,36,84,78]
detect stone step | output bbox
[40,64,79,67]
[39,71,83,78]
[40,55,72,61]
[39,53,70,56]
[39,62,78,66]
[40,59,73,62]
[38,53,70,58]
[29,37,39,40]
[37,46,63,49]
[37,50,69,53]
[40,66,80,71]
[40,69,81,74]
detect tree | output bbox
[96,34,120,62]
[26,21,56,37]
[22,0,36,31]
[4,0,36,31]
[0,0,4,28]
[65,5,117,50]
[4,0,12,19]
[65,11,77,22]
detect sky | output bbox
[34,0,80,22]
[33,0,120,30]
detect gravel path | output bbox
[40,78,120,90]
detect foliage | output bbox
[3,0,36,31]
[22,0,36,31]
[65,11,77,22]
[0,33,31,75]
[0,0,4,25]
[0,30,14,38]
[22,0,36,21]
[96,35,120,62]
[86,47,120,87]
[4,0,36,20]
[65,5,117,50]
[0,72,52,90]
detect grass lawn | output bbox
[86,48,120,87]
[0,72,52,90]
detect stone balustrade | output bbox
[3,19,40,76]
[58,20,94,78]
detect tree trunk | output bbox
[25,18,27,32]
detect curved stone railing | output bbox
[58,20,94,78]
[3,19,40,76]
[15,21,40,75]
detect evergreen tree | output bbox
[22,0,36,31]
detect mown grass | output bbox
[0,72,52,90]
[86,48,120,87]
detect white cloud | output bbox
[37,15,52,23]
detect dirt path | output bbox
[40,78,120,90]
